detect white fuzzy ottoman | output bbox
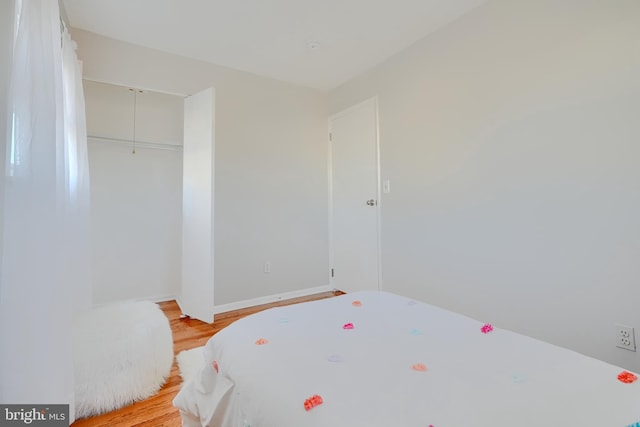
[73,300,174,419]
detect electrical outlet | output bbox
[615,324,636,352]
[264,262,271,273]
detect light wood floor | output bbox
[71,290,344,427]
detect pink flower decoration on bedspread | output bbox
[212,360,219,373]
[618,371,638,384]
[303,394,323,411]
[480,323,493,334]
[412,363,427,372]
[352,300,362,307]
[255,338,269,345]
[343,323,354,330]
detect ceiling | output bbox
[62,0,484,91]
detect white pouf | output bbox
[73,300,174,419]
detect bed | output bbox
[173,291,640,427]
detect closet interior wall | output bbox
[84,80,184,303]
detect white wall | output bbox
[72,29,329,306]
[87,142,183,303]
[330,0,640,371]
[84,80,183,303]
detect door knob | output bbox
[366,199,376,206]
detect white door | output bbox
[180,88,215,323]
[330,98,380,292]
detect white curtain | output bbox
[61,27,92,314]
[0,0,90,422]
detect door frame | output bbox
[328,96,382,291]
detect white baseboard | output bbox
[145,294,180,304]
[213,284,334,315]
[89,294,179,309]
[150,286,336,317]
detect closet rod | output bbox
[88,135,183,152]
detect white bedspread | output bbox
[173,291,640,427]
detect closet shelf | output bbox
[88,135,183,152]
